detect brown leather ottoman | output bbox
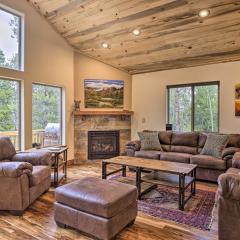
[54,177,137,240]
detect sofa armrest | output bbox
[222,147,240,159]
[218,173,240,201]
[0,162,32,178]
[125,140,141,151]
[12,151,52,166]
[125,140,141,157]
[232,152,240,169]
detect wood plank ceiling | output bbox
[28,0,240,74]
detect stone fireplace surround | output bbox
[74,111,132,164]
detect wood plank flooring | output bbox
[0,161,218,240]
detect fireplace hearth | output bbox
[88,130,120,159]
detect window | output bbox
[32,84,62,147]
[0,5,22,70]
[167,82,219,132]
[0,78,21,150]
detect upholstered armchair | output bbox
[0,137,52,215]
[217,152,240,240]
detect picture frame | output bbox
[235,83,240,100]
[84,79,124,108]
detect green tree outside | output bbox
[169,84,219,132]
[32,84,61,130]
[0,79,19,131]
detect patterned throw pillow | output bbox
[138,131,163,151]
[201,134,229,158]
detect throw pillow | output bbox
[138,131,163,151]
[201,134,229,158]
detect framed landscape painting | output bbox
[84,79,124,108]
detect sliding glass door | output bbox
[168,82,219,132]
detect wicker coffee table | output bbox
[102,156,197,211]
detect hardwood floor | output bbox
[0,161,218,240]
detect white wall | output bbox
[74,52,132,110]
[0,0,74,159]
[132,61,240,139]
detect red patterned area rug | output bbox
[138,185,216,231]
[110,174,216,231]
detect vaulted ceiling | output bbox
[28,0,240,74]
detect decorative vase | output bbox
[74,100,81,111]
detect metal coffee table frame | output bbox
[102,158,197,211]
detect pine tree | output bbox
[0,49,6,65]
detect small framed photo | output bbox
[235,83,240,100]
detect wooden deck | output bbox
[0,161,218,240]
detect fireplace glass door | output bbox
[88,130,120,159]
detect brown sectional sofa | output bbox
[126,131,240,182]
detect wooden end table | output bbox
[26,146,68,187]
[49,146,68,187]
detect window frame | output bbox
[167,81,220,132]
[0,4,24,71]
[0,77,22,150]
[32,82,63,147]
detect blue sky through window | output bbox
[0,7,20,68]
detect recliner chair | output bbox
[0,137,51,215]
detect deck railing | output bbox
[0,130,45,149]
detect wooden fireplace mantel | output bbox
[73,110,134,116]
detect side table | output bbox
[49,146,68,187]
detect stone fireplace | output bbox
[88,130,120,159]
[74,111,132,163]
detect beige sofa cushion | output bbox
[138,131,163,151]
[201,134,229,158]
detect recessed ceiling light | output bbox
[132,29,141,36]
[101,42,109,48]
[198,9,210,18]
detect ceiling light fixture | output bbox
[132,29,141,36]
[101,42,109,48]
[198,9,210,18]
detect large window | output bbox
[168,82,219,132]
[0,78,21,150]
[0,5,22,70]
[32,84,62,147]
